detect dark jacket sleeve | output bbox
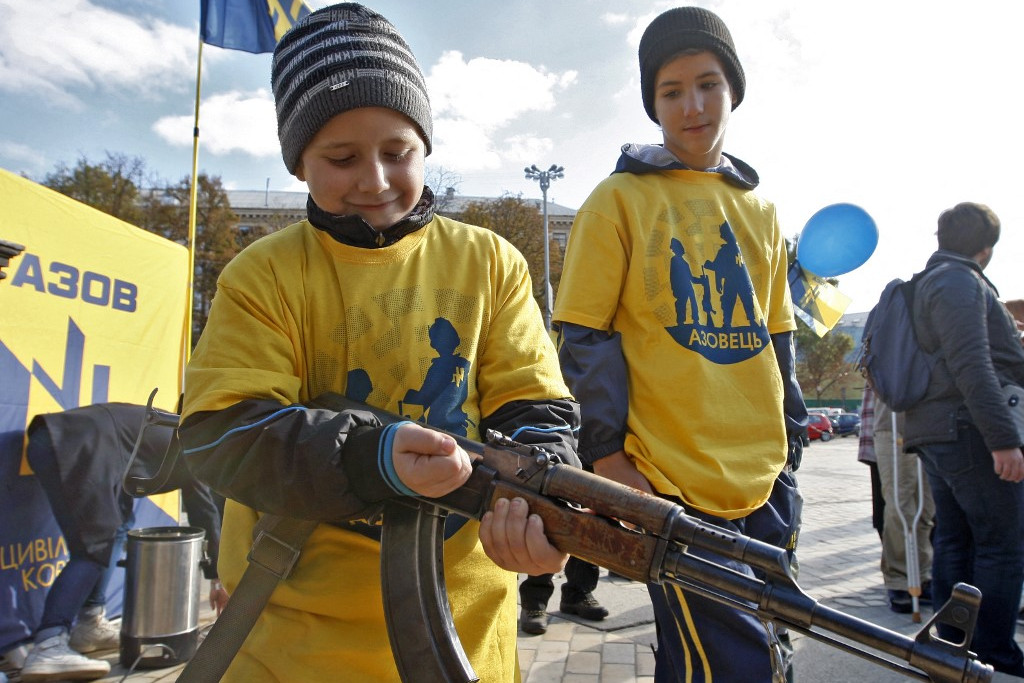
[179,479,223,579]
[179,394,581,524]
[556,322,628,466]
[771,330,810,470]
[916,264,1022,450]
[179,399,401,524]
[478,398,581,469]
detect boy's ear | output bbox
[294,161,306,182]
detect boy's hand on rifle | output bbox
[392,423,475,498]
[593,450,654,495]
[479,496,568,575]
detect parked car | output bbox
[834,412,862,437]
[807,413,834,442]
[808,407,842,429]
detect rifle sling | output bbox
[176,514,318,683]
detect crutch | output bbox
[891,410,926,623]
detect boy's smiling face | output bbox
[653,51,735,170]
[296,107,426,231]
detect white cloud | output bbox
[430,118,502,171]
[0,140,45,176]
[601,12,631,25]
[0,0,196,106]
[425,50,576,171]
[153,90,279,157]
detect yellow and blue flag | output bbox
[788,262,852,337]
[200,0,312,54]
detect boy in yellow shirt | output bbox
[554,7,807,681]
[180,4,579,680]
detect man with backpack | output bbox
[904,202,1024,677]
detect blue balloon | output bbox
[796,203,878,277]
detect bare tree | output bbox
[459,193,564,309]
[424,165,462,214]
[42,154,240,348]
[794,323,856,403]
[42,152,150,224]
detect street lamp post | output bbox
[524,163,564,330]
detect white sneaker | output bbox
[69,611,120,653]
[0,642,30,669]
[19,633,110,682]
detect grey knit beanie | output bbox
[639,6,745,122]
[271,3,433,174]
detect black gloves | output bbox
[787,433,808,472]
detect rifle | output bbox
[177,395,995,683]
[337,395,992,683]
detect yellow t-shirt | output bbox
[554,169,794,518]
[184,215,568,681]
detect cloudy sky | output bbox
[2,0,1022,315]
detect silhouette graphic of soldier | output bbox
[402,317,472,434]
[669,238,702,325]
[346,369,373,402]
[703,222,761,328]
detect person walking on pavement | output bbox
[905,202,1024,677]
[858,386,887,542]
[519,557,608,635]
[861,385,935,614]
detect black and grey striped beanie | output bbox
[271,3,433,174]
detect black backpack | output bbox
[857,265,946,412]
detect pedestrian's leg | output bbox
[648,475,794,683]
[563,556,599,595]
[775,469,803,683]
[897,454,934,591]
[518,573,554,611]
[648,560,774,682]
[868,461,885,540]
[877,431,913,611]
[518,573,555,635]
[946,428,1024,675]
[26,430,107,637]
[920,427,1024,676]
[917,456,970,625]
[20,429,112,680]
[560,558,607,620]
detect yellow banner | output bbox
[0,168,188,477]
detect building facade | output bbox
[225,189,577,250]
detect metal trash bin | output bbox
[120,526,205,669]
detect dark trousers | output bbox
[868,460,886,540]
[519,557,600,610]
[649,470,799,683]
[28,432,131,636]
[918,422,1024,677]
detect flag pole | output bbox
[184,36,204,382]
